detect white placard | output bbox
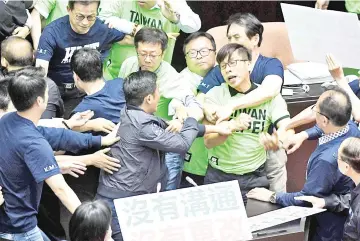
[114,181,253,241]
[281,3,360,69]
[249,206,325,232]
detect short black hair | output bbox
[69,200,111,241]
[319,86,352,126]
[8,70,47,112]
[183,32,216,54]
[216,43,252,65]
[68,0,100,10]
[1,37,34,67]
[227,13,264,47]
[70,48,102,82]
[123,70,157,107]
[134,28,168,52]
[0,77,10,111]
[340,137,360,173]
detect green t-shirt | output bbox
[99,1,180,79]
[34,0,68,25]
[176,68,208,176]
[118,56,179,120]
[204,83,290,175]
[346,0,360,14]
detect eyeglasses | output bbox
[75,14,97,22]
[311,105,329,119]
[186,48,215,59]
[220,59,248,70]
[137,53,162,60]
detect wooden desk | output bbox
[246,199,309,241]
[283,84,326,192]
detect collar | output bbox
[138,62,162,74]
[228,81,258,97]
[319,124,349,145]
[150,3,160,10]
[126,104,145,112]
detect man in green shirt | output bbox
[98,0,201,79]
[203,43,292,202]
[168,32,217,187]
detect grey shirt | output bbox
[97,105,205,199]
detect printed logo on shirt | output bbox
[151,123,164,136]
[61,42,100,64]
[210,156,219,165]
[130,10,163,29]
[44,164,57,172]
[184,152,192,162]
[230,108,267,134]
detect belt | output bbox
[62,83,76,90]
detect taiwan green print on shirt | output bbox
[99,1,180,80]
[204,83,290,175]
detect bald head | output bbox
[1,37,34,68]
[318,86,352,126]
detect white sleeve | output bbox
[171,0,201,33]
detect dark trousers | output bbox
[58,86,85,119]
[204,164,269,204]
[180,171,205,188]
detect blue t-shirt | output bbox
[71,78,126,124]
[0,112,60,233]
[36,16,125,85]
[198,54,284,94]
[349,79,360,97]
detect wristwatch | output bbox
[270,192,277,204]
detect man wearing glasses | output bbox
[203,43,293,203]
[165,32,217,188]
[198,13,288,194]
[35,0,127,118]
[247,87,360,241]
[119,28,203,191]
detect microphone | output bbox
[185,176,198,187]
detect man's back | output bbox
[98,106,168,197]
[71,78,126,123]
[0,112,60,233]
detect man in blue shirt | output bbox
[248,87,360,241]
[199,13,287,193]
[0,70,120,240]
[35,0,126,118]
[71,48,126,125]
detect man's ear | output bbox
[251,34,260,48]
[1,57,8,69]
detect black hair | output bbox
[227,13,264,47]
[216,43,252,65]
[183,32,216,54]
[70,48,102,82]
[134,28,168,52]
[68,0,100,10]
[7,69,47,112]
[0,77,10,111]
[123,70,157,107]
[319,87,352,126]
[69,200,112,241]
[1,37,34,67]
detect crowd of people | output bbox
[1,0,360,241]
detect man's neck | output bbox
[6,66,23,72]
[189,67,210,77]
[17,110,41,126]
[324,124,347,135]
[250,48,260,72]
[82,79,105,95]
[138,103,153,114]
[352,174,360,186]
[234,78,252,93]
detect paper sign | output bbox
[281,3,360,69]
[248,206,325,232]
[114,180,253,241]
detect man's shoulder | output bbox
[122,56,138,68]
[257,54,282,66]
[159,61,178,75]
[44,15,69,31]
[206,83,228,98]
